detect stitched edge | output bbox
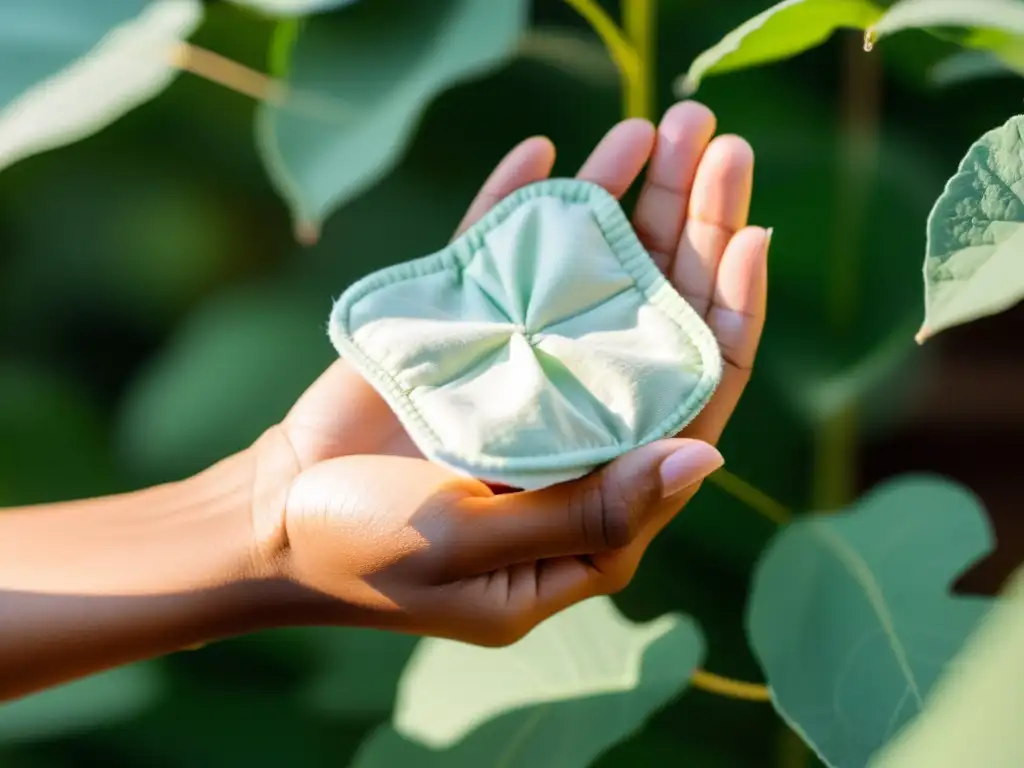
[327,178,723,474]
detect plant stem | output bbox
[709,469,791,526]
[563,0,641,119]
[623,0,656,119]
[170,42,283,103]
[691,669,771,702]
[809,404,858,516]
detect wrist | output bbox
[189,426,362,634]
[215,425,300,583]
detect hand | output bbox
[253,101,770,646]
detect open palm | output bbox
[282,101,766,474]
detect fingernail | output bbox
[659,442,724,498]
[764,227,774,254]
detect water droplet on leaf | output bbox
[863,28,877,52]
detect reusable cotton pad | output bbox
[328,178,723,490]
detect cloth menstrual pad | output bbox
[328,178,722,491]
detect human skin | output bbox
[0,100,769,702]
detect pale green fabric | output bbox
[328,178,723,490]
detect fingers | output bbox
[632,102,717,273]
[576,117,656,198]
[456,117,656,240]
[672,135,755,317]
[684,226,771,445]
[454,136,556,237]
[708,226,771,372]
[440,439,723,580]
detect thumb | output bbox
[443,438,723,577]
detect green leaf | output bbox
[351,597,704,768]
[0,0,202,174]
[256,0,528,239]
[929,49,1020,86]
[0,664,162,745]
[870,567,1024,767]
[674,0,883,96]
[872,0,1024,41]
[746,475,994,768]
[870,0,1024,78]
[115,281,335,481]
[917,114,1024,342]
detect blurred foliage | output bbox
[2,0,1024,765]
[353,599,704,768]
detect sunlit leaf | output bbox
[351,597,704,768]
[871,0,1024,80]
[917,114,1024,342]
[256,0,528,240]
[0,664,163,745]
[747,475,994,768]
[674,0,883,96]
[872,0,1024,42]
[0,0,202,174]
[870,567,1024,767]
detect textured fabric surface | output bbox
[328,178,723,490]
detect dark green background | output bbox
[1,0,1019,765]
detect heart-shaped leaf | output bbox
[746,475,994,768]
[256,0,528,240]
[674,0,883,96]
[350,597,704,768]
[0,664,163,745]
[0,0,202,174]
[917,114,1024,342]
[869,567,1024,768]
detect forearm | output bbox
[0,438,322,700]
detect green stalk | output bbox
[623,0,656,119]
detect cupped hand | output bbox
[252,101,770,645]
